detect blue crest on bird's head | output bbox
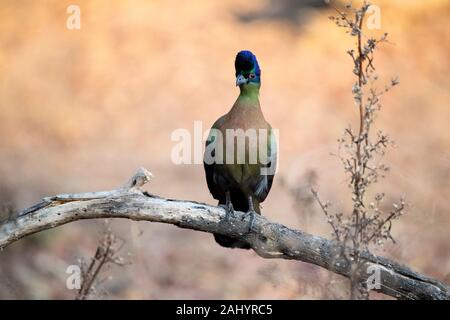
[235,50,261,86]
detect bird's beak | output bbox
[236,74,248,86]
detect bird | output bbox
[203,50,277,249]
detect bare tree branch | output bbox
[0,168,448,300]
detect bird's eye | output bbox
[249,73,256,79]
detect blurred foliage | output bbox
[0,0,449,299]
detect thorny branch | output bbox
[76,221,129,300]
[317,1,404,299]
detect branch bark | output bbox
[0,168,448,300]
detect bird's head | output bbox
[235,50,261,89]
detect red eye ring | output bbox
[249,73,256,79]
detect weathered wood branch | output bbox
[0,168,448,300]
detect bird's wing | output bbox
[253,127,277,202]
[203,116,226,201]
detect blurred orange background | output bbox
[0,0,449,299]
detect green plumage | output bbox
[204,50,277,249]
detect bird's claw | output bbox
[244,210,257,233]
[219,202,234,221]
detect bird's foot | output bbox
[244,210,257,233]
[219,202,234,221]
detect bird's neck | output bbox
[236,84,260,106]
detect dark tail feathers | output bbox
[213,234,251,249]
